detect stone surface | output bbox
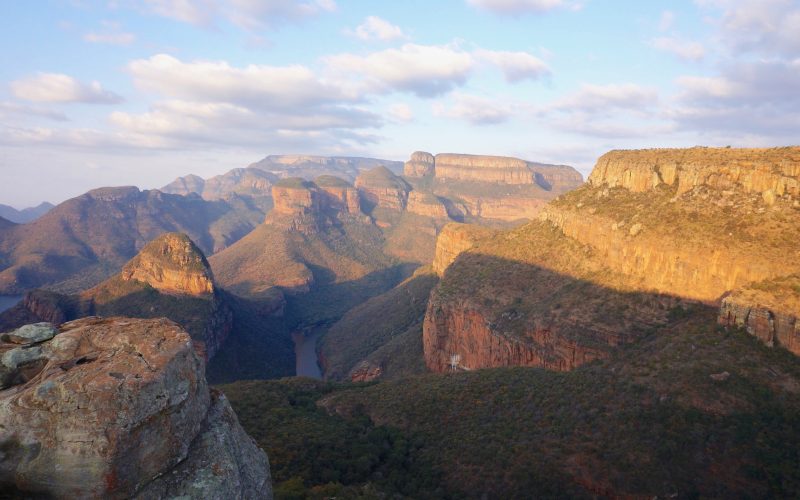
[120,233,215,296]
[355,167,410,211]
[0,317,271,499]
[432,223,498,276]
[588,147,800,199]
[348,360,383,382]
[0,322,57,345]
[719,275,800,355]
[403,151,435,177]
[406,191,449,218]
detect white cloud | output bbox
[467,0,565,14]
[325,43,474,97]
[388,103,413,122]
[10,73,123,104]
[349,16,406,41]
[83,21,136,45]
[433,93,515,125]
[474,49,550,82]
[138,0,336,30]
[325,44,550,97]
[129,53,356,107]
[651,37,706,61]
[549,83,658,113]
[697,0,800,58]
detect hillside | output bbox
[0,202,54,224]
[0,187,263,294]
[425,147,800,372]
[319,268,438,382]
[222,309,800,498]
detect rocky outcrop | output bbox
[423,303,606,372]
[316,175,362,214]
[348,360,383,382]
[719,276,800,355]
[589,147,800,199]
[406,191,448,218]
[403,151,435,177]
[432,223,498,276]
[454,195,548,221]
[0,317,271,499]
[355,167,410,211]
[121,233,215,296]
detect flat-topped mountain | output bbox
[402,151,583,221]
[0,187,263,294]
[424,146,800,373]
[0,317,271,498]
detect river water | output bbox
[292,327,324,379]
[0,295,22,313]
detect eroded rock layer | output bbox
[0,317,271,499]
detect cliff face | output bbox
[120,233,215,296]
[403,151,435,177]
[435,153,534,184]
[718,275,800,355]
[0,317,271,499]
[589,147,800,199]
[355,166,410,211]
[406,191,448,218]
[432,223,498,276]
[424,146,800,372]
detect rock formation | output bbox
[432,223,498,276]
[355,166,411,212]
[0,233,234,360]
[120,233,215,296]
[589,147,800,199]
[424,146,800,372]
[403,151,435,177]
[719,275,800,355]
[406,191,448,218]
[0,317,271,499]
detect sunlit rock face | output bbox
[424,147,800,373]
[0,317,272,499]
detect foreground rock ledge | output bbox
[0,316,272,499]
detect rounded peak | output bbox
[356,166,409,190]
[85,186,141,201]
[410,151,434,163]
[315,175,352,188]
[122,232,214,296]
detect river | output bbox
[291,327,324,379]
[0,295,22,313]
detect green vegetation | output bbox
[223,309,800,498]
[314,175,351,188]
[220,378,441,499]
[357,166,410,190]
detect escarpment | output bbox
[0,317,271,499]
[432,223,498,276]
[425,146,800,372]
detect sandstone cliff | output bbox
[719,275,800,355]
[403,151,435,177]
[120,232,215,296]
[406,191,449,218]
[589,147,800,199]
[432,223,498,276]
[355,166,410,212]
[424,146,800,372]
[0,317,271,499]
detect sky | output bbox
[1,0,799,207]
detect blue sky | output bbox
[1,0,798,207]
